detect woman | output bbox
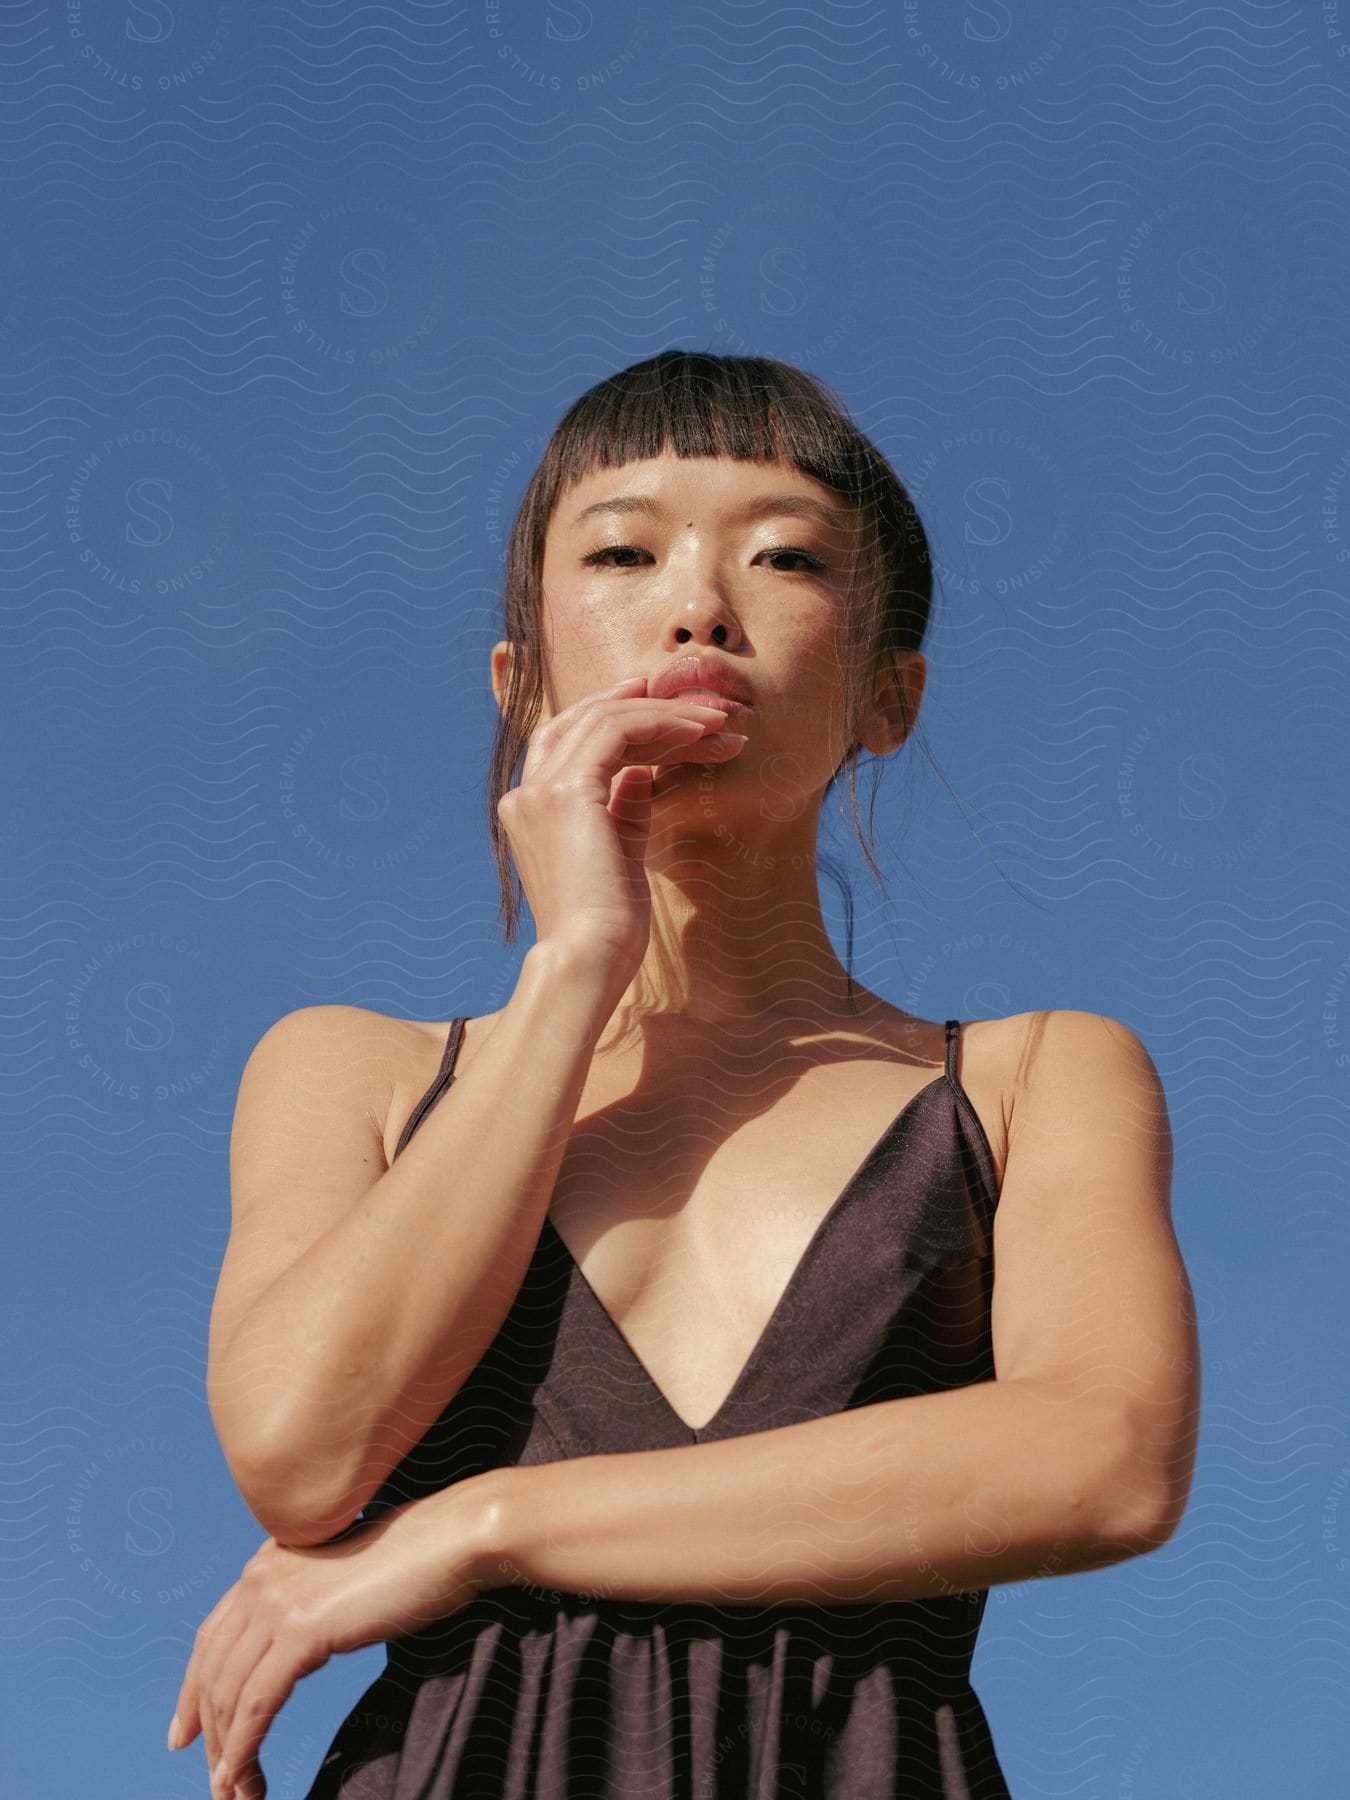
[172,352,1199,1799]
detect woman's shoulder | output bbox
[943,1006,1148,1065]
[242,1005,448,1162]
[979,1007,1159,1083]
[253,1002,427,1065]
[878,1007,1142,1187]
[960,1009,1162,1156]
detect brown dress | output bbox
[301,1016,1012,1799]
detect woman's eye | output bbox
[582,544,647,568]
[581,544,827,574]
[764,546,827,573]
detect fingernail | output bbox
[214,1754,228,1787]
[166,1713,181,1751]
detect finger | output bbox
[570,708,732,779]
[521,696,710,782]
[233,1753,268,1800]
[652,728,747,764]
[518,713,692,794]
[196,1591,245,1791]
[608,760,651,812]
[208,1617,274,1797]
[607,763,652,883]
[172,1588,236,1750]
[587,675,649,700]
[216,1639,298,1800]
[543,694,728,749]
[533,678,651,744]
[170,1661,200,1750]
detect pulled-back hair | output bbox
[486,350,938,948]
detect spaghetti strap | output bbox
[392,1017,467,1162]
[433,1016,467,1085]
[944,1016,961,1087]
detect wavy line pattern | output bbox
[2,0,1347,1792]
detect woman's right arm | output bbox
[208,678,744,1549]
[208,944,624,1550]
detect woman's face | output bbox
[495,449,919,811]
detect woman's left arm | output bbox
[474,1009,1200,1609]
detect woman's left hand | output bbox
[168,1486,497,1800]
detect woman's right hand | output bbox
[496,674,747,977]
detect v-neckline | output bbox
[542,1068,951,1438]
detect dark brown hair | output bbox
[486,350,939,950]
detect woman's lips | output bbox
[672,688,753,724]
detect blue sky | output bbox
[4,3,1347,1794]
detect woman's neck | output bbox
[602,880,866,1039]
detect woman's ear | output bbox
[493,637,557,728]
[854,652,927,756]
[490,640,513,711]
